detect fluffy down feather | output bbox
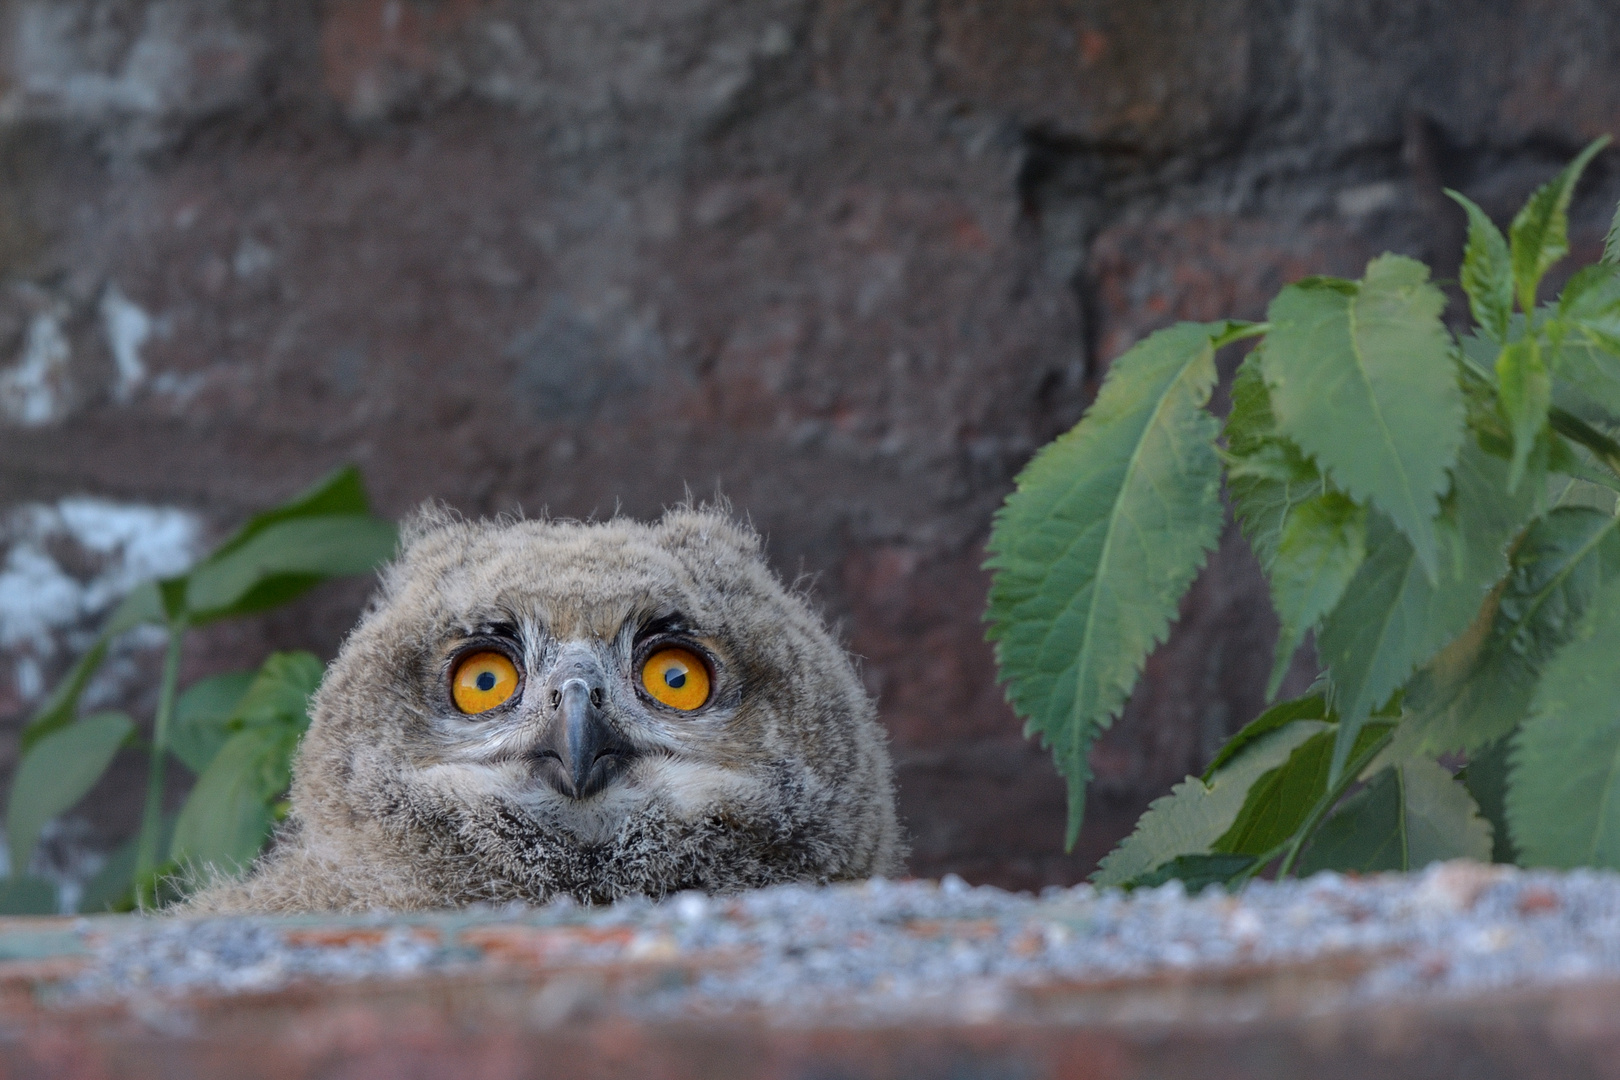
[185,506,903,913]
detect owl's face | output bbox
[295,508,899,879]
[407,586,765,844]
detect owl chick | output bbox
[184,505,903,914]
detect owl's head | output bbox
[286,504,901,901]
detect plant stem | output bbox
[1274,725,1397,879]
[1549,406,1620,481]
[1214,321,1270,347]
[134,620,185,906]
[1458,346,1620,482]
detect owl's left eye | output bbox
[641,647,711,711]
[452,651,520,714]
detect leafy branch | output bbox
[988,137,1620,886]
[3,468,395,911]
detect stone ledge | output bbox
[0,863,1612,1077]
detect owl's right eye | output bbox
[452,651,520,714]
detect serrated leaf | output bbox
[1448,190,1514,342]
[1508,575,1620,868]
[1214,718,1393,859]
[1202,691,1329,780]
[987,322,1228,848]
[1510,137,1610,312]
[1553,332,1620,429]
[1397,507,1620,757]
[1120,853,1256,891]
[169,725,298,875]
[169,671,256,775]
[1214,727,1334,857]
[1317,432,1540,781]
[1496,338,1551,491]
[1300,758,1492,874]
[1266,493,1367,698]
[184,515,397,622]
[1606,198,1620,265]
[1263,255,1464,581]
[1225,355,1325,572]
[1092,721,1329,886]
[1557,263,1620,325]
[7,712,134,873]
[1459,737,1517,865]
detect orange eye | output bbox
[641,647,710,711]
[452,651,520,714]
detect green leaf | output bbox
[1606,198,1620,265]
[206,466,375,564]
[78,816,174,913]
[1092,720,1329,886]
[18,639,108,754]
[987,321,1229,848]
[1549,267,1620,424]
[1510,137,1610,312]
[1202,691,1329,781]
[1557,263,1620,325]
[1552,330,1620,428]
[1262,255,1464,581]
[1508,575,1620,868]
[1459,737,1517,865]
[228,651,323,730]
[1397,507,1620,757]
[0,877,57,915]
[104,580,167,635]
[1120,853,1256,892]
[169,725,299,875]
[1265,493,1367,698]
[167,652,318,868]
[1300,758,1492,874]
[1224,355,1324,575]
[1213,727,1334,857]
[1448,190,1515,342]
[1317,432,1540,781]
[184,515,397,622]
[1213,718,1394,858]
[7,712,134,873]
[1496,338,1551,491]
[169,671,256,775]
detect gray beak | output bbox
[531,663,635,800]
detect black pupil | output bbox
[476,671,497,692]
[664,666,687,689]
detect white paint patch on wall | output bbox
[100,285,152,403]
[0,311,71,426]
[0,499,201,677]
[3,2,261,125]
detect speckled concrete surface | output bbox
[38,862,1620,1024]
[0,865,1617,1079]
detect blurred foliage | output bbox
[3,467,396,912]
[987,138,1620,886]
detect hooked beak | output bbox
[531,676,635,800]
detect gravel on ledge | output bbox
[45,862,1620,1023]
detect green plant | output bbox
[4,467,396,911]
[986,138,1620,887]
